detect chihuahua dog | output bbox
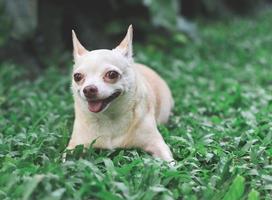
[66,25,174,162]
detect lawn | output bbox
[0,10,272,200]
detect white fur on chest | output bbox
[90,113,133,149]
[72,100,137,149]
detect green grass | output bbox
[1,10,272,200]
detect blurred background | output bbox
[0,0,271,71]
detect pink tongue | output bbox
[88,101,104,113]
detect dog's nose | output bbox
[83,85,98,98]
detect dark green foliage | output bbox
[0,1,11,47]
[142,0,179,30]
[1,9,272,200]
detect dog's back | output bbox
[134,63,174,124]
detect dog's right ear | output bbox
[72,30,88,61]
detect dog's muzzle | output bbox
[87,90,122,113]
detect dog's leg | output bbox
[133,116,174,162]
[143,133,173,162]
[62,139,77,162]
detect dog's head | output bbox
[72,25,135,113]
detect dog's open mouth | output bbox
[87,91,121,113]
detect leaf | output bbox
[216,157,233,187]
[23,174,44,200]
[223,175,245,200]
[41,188,66,200]
[247,189,259,200]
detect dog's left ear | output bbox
[114,25,133,59]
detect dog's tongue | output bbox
[88,101,104,113]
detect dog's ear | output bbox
[114,25,133,59]
[72,30,88,60]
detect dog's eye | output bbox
[104,70,120,82]
[74,73,83,82]
[106,71,119,79]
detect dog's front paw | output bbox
[168,160,176,167]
